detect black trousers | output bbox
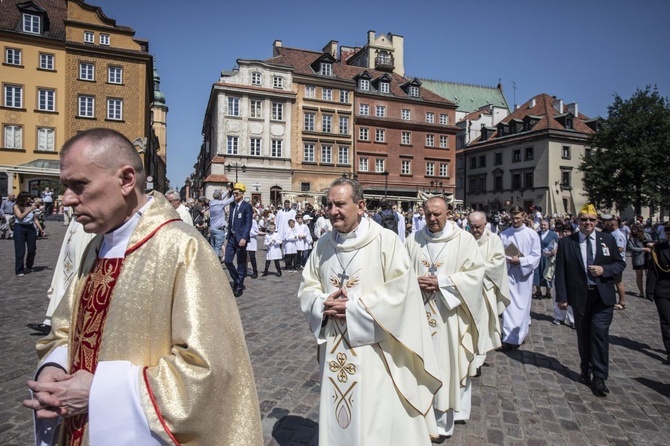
[574,288,614,380]
[654,293,670,355]
[247,250,257,274]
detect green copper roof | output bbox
[419,79,510,114]
[20,159,60,170]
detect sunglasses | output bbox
[580,218,597,222]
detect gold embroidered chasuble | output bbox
[299,219,442,446]
[404,221,486,413]
[475,229,511,353]
[36,192,262,446]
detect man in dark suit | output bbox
[225,183,253,297]
[555,204,626,396]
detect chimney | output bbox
[368,30,376,44]
[567,102,579,116]
[552,98,564,114]
[273,40,282,57]
[322,40,339,58]
[529,98,536,108]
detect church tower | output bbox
[151,61,168,164]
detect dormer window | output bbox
[320,62,332,76]
[99,34,110,45]
[566,117,574,129]
[251,72,262,86]
[360,79,370,91]
[380,82,389,93]
[273,76,283,88]
[409,85,419,97]
[84,31,94,43]
[23,13,40,34]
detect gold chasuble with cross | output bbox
[35,192,262,446]
[404,221,486,415]
[299,218,442,446]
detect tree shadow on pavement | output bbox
[271,413,318,446]
[632,377,670,398]
[609,334,667,362]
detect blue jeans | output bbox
[14,223,37,274]
[209,226,226,258]
[225,237,247,291]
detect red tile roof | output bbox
[204,174,230,183]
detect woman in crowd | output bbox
[533,219,559,299]
[12,192,44,276]
[628,223,654,298]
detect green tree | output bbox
[580,85,670,215]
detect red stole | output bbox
[65,257,124,446]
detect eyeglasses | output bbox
[580,218,597,222]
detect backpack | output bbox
[379,210,398,234]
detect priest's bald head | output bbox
[60,128,148,235]
[468,211,487,240]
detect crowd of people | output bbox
[9,128,670,444]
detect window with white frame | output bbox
[303,143,315,162]
[271,139,282,157]
[250,138,262,156]
[439,135,448,148]
[39,53,54,70]
[426,162,435,176]
[78,95,94,117]
[79,63,94,81]
[375,129,385,142]
[37,127,55,151]
[340,91,350,103]
[426,134,434,147]
[84,31,94,43]
[4,125,22,148]
[339,116,349,134]
[321,145,332,163]
[338,146,349,165]
[4,85,22,108]
[23,14,40,33]
[360,79,369,91]
[439,114,449,125]
[227,97,240,116]
[304,112,315,131]
[359,104,369,116]
[107,99,122,120]
[251,72,262,86]
[322,88,332,101]
[250,99,262,118]
[272,76,283,88]
[320,62,332,76]
[38,89,55,112]
[426,112,435,123]
[409,85,419,97]
[401,160,411,175]
[380,82,390,93]
[359,157,369,172]
[322,115,332,133]
[226,136,238,155]
[359,127,369,141]
[401,131,411,145]
[375,158,385,173]
[439,163,448,177]
[305,85,316,99]
[272,102,284,120]
[6,48,21,65]
[375,105,386,117]
[401,109,411,120]
[99,34,110,45]
[108,66,122,84]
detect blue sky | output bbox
[91,0,670,189]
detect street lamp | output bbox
[382,171,389,197]
[225,161,246,183]
[430,180,444,194]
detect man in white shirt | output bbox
[165,189,193,226]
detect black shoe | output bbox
[233,288,243,298]
[251,272,258,279]
[592,378,609,396]
[430,435,448,444]
[27,323,51,335]
[578,373,592,386]
[474,367,482,378]
[262,271,269,277]
[276,271,282,277]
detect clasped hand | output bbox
[324,288,349,320]
[418,274,439,293]
[23,366,94,419]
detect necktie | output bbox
[586,235,595,284]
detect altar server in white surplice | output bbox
[405,197,485,442]
[499,206,541,350]
[467,211,511,372]
[299,178,442,446]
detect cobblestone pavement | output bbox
[1,221,669,445]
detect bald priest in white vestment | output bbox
[405,197,486,442]
[299,178,443,446]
